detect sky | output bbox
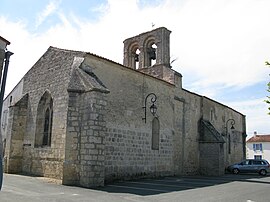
[0,0,270,137]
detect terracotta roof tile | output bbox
[247,135,270,142]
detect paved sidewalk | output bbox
[1,174,127,202]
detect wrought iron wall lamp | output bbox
[225,118,235,135]
[142,93,157,123]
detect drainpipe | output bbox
[242,115,247,160]
[0,50,13,191]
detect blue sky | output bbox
[0,0,270,137]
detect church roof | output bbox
[247,135,270,143]
[48,46,175,86]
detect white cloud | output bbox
[0,16,48,94]
[226,98,270,137]
[35,0,61,28]
[172,0,270,90]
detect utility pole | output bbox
[0,36,11,191]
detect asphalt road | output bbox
[1,173,270,202]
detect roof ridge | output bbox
[247,134,270,143]
[48,46,86,54]
[48,46,125,67]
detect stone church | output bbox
[1,27,246,188]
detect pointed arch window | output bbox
[152,117,160,150]
[42,106,53,146]
[35,91,53,147]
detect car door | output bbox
[253,160,265,172]
[239,160,251,173]
[251,160,263,172]
[246,160,258,173]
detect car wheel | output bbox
[232,168,239,174]
[259,169,267,176]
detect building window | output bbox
[35,91,53,147]
[42,107,53,146]
[254,155,262,160]
[152,117,160,150]
[253,143,262,151]
[210,109,214,122]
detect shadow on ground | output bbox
[96,174,269,196]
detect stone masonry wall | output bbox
[62,92,80,185]
[63,90,107,187]
[201,97,246,167]
[19,47,85,179]
[180,90,202,175]
[4,95,28,173]
[79,91,107,187]
[199,143,224,176]
[104,126,174,182]
[84,55,185,181]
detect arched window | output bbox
[42,106,53,146]
[135,48,140,69]
[127,42,140,69]
[152,117,160,150]
[143,36,157,67]
[148,43,157,66]
[35,91,53,147]
[210,108,214,122]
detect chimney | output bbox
[254,131,257,137]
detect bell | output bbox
[134,54,139,62]
[148,47,156,60]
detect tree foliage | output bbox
[266,61,270,115]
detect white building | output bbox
[246,133,270,162]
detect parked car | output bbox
[227,159,270,176]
